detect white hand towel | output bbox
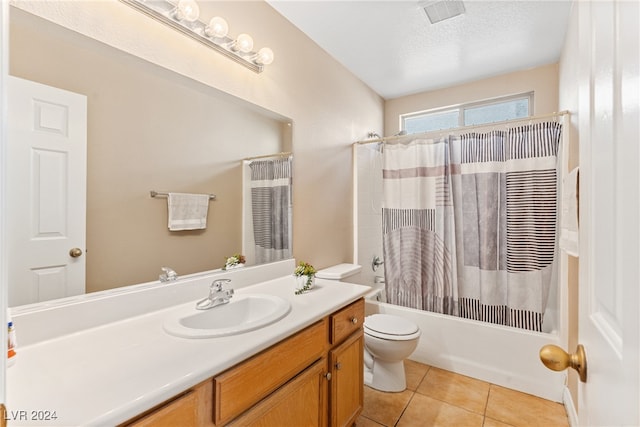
[559,167,579,257]
[167,193,210,231]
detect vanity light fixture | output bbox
[230,33,254,53]
[205,16,229,38]
[174,0,200,22]
[120,0,274,73]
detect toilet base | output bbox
[364,359,407,392]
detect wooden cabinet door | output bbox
[329,332,364,427]
[214,319,328,425]
[228,358,328,427]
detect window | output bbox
[400,93,533,134]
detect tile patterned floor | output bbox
[356,360,569,427]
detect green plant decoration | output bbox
[223,254,246,270]
[294,261,316,295]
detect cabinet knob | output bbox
[335,362,342,370]
[324,372,332,381]
[350,317,358,325]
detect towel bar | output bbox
[150,190,216,200]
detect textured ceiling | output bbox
[267,1,573,100]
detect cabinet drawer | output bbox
[213,318,328,425]
[330,299,364,345]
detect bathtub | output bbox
[363,288,566,403]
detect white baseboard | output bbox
[563,386,579,427]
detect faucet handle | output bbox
[211,278,232,291]
[160,267,178,282]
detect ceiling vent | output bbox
[420,0,466,24]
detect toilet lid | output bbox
[364,314,419,337]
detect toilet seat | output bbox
[364,314,420,341]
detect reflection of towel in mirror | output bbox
[167,193,209,231]
[559,167,579,257]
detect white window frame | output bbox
[399,92,534,134]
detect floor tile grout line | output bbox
[409,384,489,417]
[483,383,493,416]
[393,390,416,427]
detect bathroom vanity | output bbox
[125,299,364,426]
[6,261,370,426]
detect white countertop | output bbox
[6,275,370,426]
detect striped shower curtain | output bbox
[249,157,293,264]
[382,138,459,315]
[383,122,562,331]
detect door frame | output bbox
[1,0,9,413]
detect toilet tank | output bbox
[316,263,362,281]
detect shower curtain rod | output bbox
[244,151,292,161]
[354,110,570,145]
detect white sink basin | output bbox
[163,294,291,339]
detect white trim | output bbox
[563,386,579,427]
[1,0,9,405]
[352,143,359,263]
[559,113,571,350]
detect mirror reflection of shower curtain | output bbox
[243,156,292,264]
[382,122,562,331]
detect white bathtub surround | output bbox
[7,260,370,425]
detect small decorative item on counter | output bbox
[294,261,317,295]
[223,254,246,270]
[7,311,17,367]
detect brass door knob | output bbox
[69,247,83,258]
[539,344,587,383]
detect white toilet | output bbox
[363,313,420,392]
[316,264,421,393]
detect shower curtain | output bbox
[382,138,459,315]
[383,122,562,331]
[248,156,293,264]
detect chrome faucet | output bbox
[159,267,178,282]
[196,279,234,310]
[372,256,384,272]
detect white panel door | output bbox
[7,76,87,306]
[577,0,639,424]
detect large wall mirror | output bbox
[8,7,293,307]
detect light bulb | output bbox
[205,17,228,38]
[174,0,200,22]
[232,33,254,53]
[255,47,274,65]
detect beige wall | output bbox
[384,63,559,136]
[9,1,384,292]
